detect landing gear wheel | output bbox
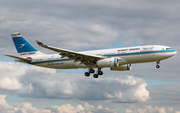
[156,61,160,69]
[89,69,95,73]
[156,65,160,68]
[93,74,99,78]
[85,72,90,77]
[98,71,103,75]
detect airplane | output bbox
[5,32,177,78]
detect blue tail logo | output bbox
[19,43,26,48]
[11,33,38,53]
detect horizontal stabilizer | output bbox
[4,54,31,63]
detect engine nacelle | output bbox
[96,57,120,68]
[110,64,131,71]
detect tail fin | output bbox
[11,32,45,56]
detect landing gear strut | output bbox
[89,69,95,73]
[97,68,103,75]
[156,60,160,69]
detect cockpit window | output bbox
[166,48,172,50]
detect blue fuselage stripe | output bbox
[103,50,176,57]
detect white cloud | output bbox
[0,61,55,92]
[0,94,51,113]
[0,61,149,103]
[125,106,180,113]
[41,102,117,113]
[0,94,116,113]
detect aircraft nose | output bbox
[166,50,177,58]
[172,50,177,56]
[174,50,177,55]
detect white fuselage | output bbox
[27,45,176,69]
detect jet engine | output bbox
[96,57,120,68]
[110,64,131,71]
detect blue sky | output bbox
[0,0,180,113]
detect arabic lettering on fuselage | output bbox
[142,46,154,50]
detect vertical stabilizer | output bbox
[11,32,45,56]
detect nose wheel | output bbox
[156,61,160,69]
[156,65,160,68]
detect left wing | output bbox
[4,54,32,63]
[36,40,104,65]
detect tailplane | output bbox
[11,32,45,57]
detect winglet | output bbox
[36,40,44,46]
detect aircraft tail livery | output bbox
[11,32,45,56]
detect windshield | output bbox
[166,48,172,50]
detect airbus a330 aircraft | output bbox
[5,32,177,78]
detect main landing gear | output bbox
[156,60,160,68]
[84,68,103,78]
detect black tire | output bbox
[85,72,90,77]
[98,71,103,75]
[93,74,98,78]
[156,65,160,68]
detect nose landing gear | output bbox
[156,61,160,69]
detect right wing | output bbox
[36,40,105,65]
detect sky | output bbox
[0,0,180,113]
